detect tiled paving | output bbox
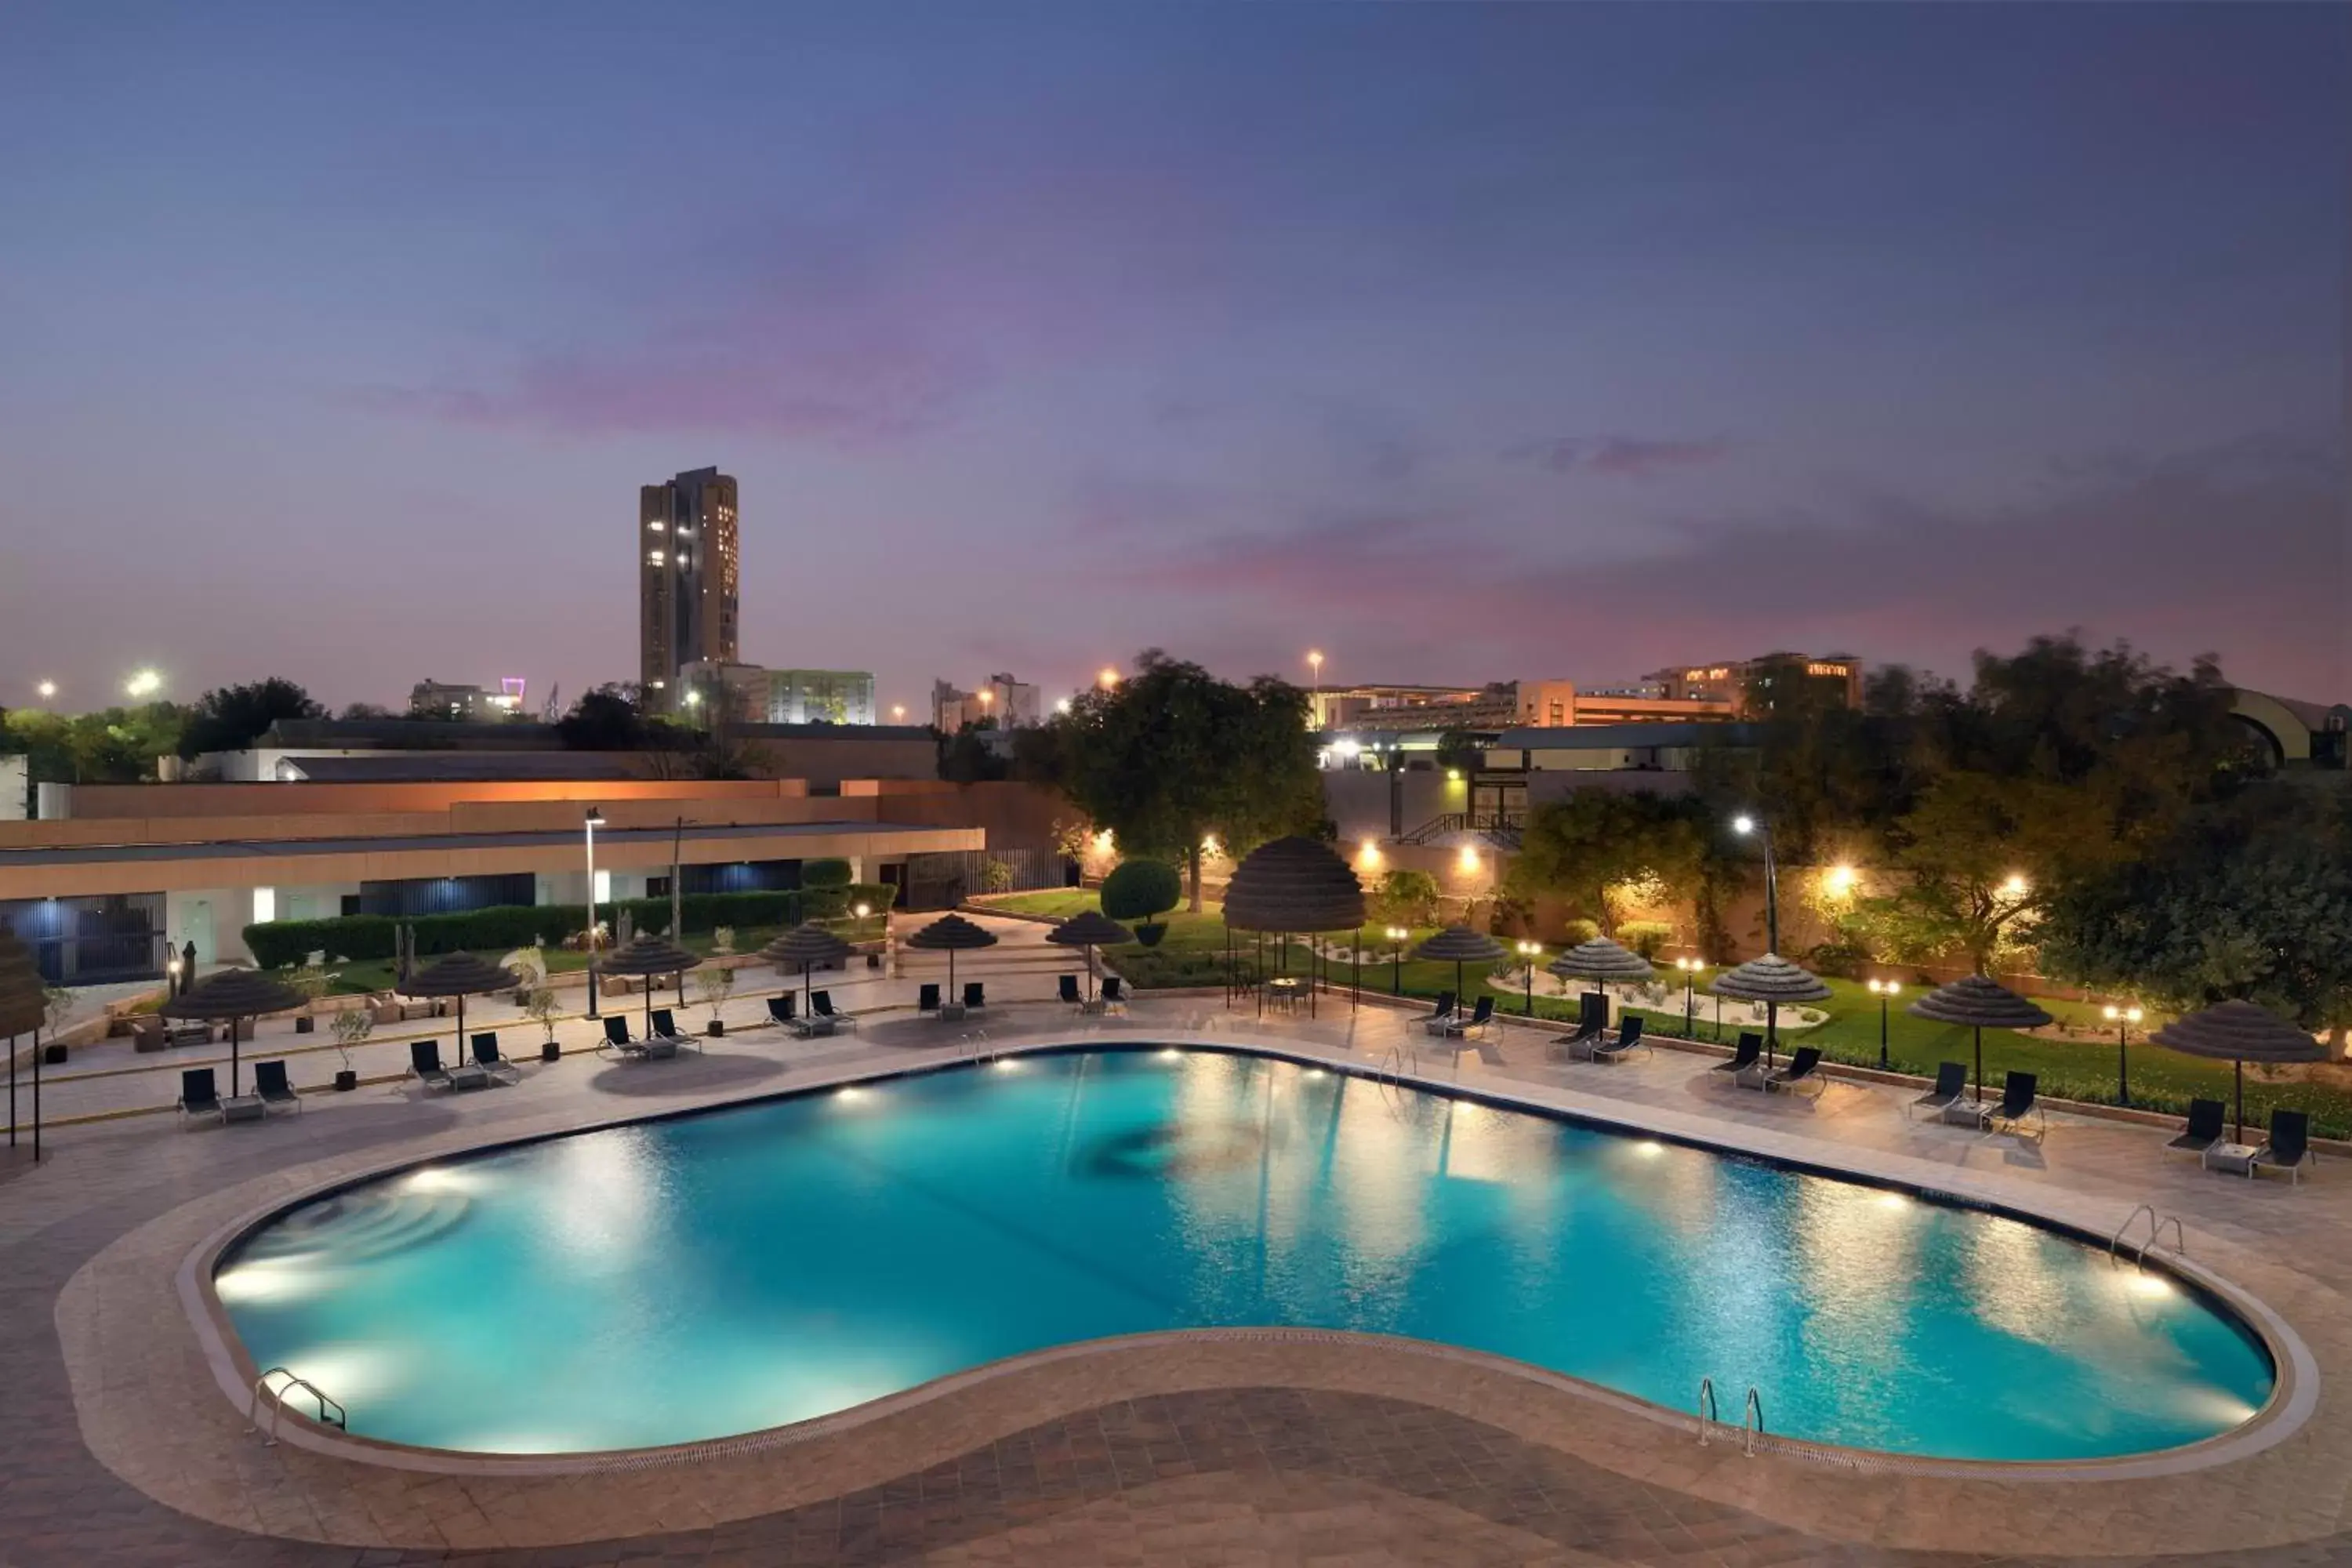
[11,964,2352,1565]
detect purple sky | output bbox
[2,3,2345,716]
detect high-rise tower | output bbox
[638,466,739,706]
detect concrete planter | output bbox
[332,1070,358,1092]
[294,1014,316,1034]
[706,1019,726,1037]
[540,1039,562,1062]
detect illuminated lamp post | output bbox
[1867,978,1902,1069]
[2104,1003,2144,1106]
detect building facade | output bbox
[639,466,740,706]
[1644,653,1863,716]
[932,673,1042,732]
[408,678,527,720]
[683,662,877,725]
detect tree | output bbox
[1049,651,1323,912]
[938,724,1010,783]
[1100,858,1181,924]
[1433,728,1483,776]
[557,684,648,750]
[2043,788,2352,1049]
[1367,869,1441,928]
[1506,789,1706,937]
[177,678,324,759]
[7,702,186,783]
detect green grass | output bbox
[316,920,882,995]
[976,891,2352,1138]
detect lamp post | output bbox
[1867,978,1902,1069]
[1307,649,1324,727]
[1386,926,1407,994]
[2103,1003,2144,1105]
[1732,814,1778,954]
[1515,940,1541,1015]
[1675,956,1704,1039]
[583,806,607,1019]
[166,953,182,1000]
[34,680,56,703]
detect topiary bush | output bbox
[802,858,853,889]
[1617,920,1673,960]
[1100,858,1182,924]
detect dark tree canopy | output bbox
[1506,788,1708,938]
[557,684,649,750]
[177,678,325,758]
[1100,858,1182,923]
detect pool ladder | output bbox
[2110,1205,2187,1270]
[959,1028,995,1064]
[1695,1377,1765,1456]
[249,1367,346,1446]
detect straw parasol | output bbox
[2151,1000,2326,1142]
[398,952,521,1062]
[1413,924,1506,1016]
[1222,837,1367,1016]
[1907,975,2052,1104]
[162,967,305,1097]
[760,922,855,1014]
[1047,909,1132,1002]
[2,927,46,1156]
[1710,953,1831,1066]
[1548,937,1655,985]
[903,913,999,1004]
[594,932,702,1042]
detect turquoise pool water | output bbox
[217,1047,2274,1459]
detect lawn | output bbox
[317,919,880,995]
[975,891,2352,1138]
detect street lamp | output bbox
[1867,978,1903,1069]
[1386,926,1407,994]
[34,680,56,702]
[2103,1003,2144,1105]
[891,703,906,722]
[125,668,162,699]
[1515,940,1541,1015]
[1732,814,1779,954]
[1098,666,1120,690]
[1306,649,1324,725]
[1675,956,1705,1039]
[583,806,607,1018]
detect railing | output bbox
[1742,1387,1766,1457]
[249,1367,345,1446]
[958,1028,994,1064]
[1695,1377,1764,1455]
[1695,1376,1719,1443]
[2111,1205,2187,1269]
[1396,811,1526,849]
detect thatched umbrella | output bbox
[2151,1000,2326,1142]
[398,952,521,1062]
[760,922,855,1014]
[1047,909,1132,1002]
[903,913,999,1005]
[1907,975,2053,1105]
[1412,925,1506,1019]
[1223,837,1367,1016]
[594,932,701,1042]
[1546,936,1655,1033]
[2,927,46,1158]
[1710,953,1831,1067]
[162,967,304,1097]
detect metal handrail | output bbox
[1696,1376,1719,1443]
[1742,1387,1765,1457]
[249,1367,346,1446]
[2110,1204,2158,1261]
[959,1029,993,1062]
[2110,1206,2187,1269]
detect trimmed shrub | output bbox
[802,858,853,889]
[1100,858,1181,923]
[1617,920,1673,960]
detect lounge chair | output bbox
[408,1039,455,1093]
[1765,1046,1824,1096]
[470,1032,521,1084]
[765,994,797,1028]
[1058,975,1082,1006]
[2165,1098,2226,1159]
[811,991,858,1031]
[1442,995,1494,1039]
[1592,1016,1648,1062]
[1421,989,1461,1036]
[648,1007,691,1045]
[603,1015,636,1053]
[176,1067,223,1127]
[1980,1071,2043,1141]
[963,982,986,1012]
[252,1059,302,1113]
[2251,1109,2314,1185]
[1102,976,1127,1007]
[1908,1062,1968,1120]
[1712,1033,1764,1083]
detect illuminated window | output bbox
[252,887,277,924]
[593,869,612,903]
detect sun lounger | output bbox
[1712,1033,1764,1082]
[919,982,942,1011]
[2251,1109,2314,1184]
[1979,1071,2043,1141]
[1908,1062,1967,1120]
[252,1059,302,1113]
[648,1008,695,1046]
[2166,1098,2225,1158]
[470,1032,521,1084]
[1765,1046,1824,1096]
[1058,975,1082,1006]
[809,990,858,1033]
[1442,995,1494,1039]
[1102,977,1127,1007]
[408,1039,456,1092]
[176,1067,223,1127]
[1421,989,1461,1036]
[963,982,986,1012]
[1592,1016,1648,1062]
[765,995,797,1028]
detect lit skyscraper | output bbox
[638,467,739,706]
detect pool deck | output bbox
[9,947,2352,1566]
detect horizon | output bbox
[2,2,2345,714]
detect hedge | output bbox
[244,890,804,971]
[803,858,853,888]
[1101,858,1182,922]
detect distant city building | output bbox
[408,677,527,720]
[1644,654,1863,717]
[639,466,740,709]
[932,673,1042,731]
[681,662,877,725]
[1314,679,1736,734]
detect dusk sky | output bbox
[2,3,2344,717]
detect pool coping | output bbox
[175,1030,2318,1488]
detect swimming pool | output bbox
[214,1047,2274,1461]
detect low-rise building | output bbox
[408,678,528,720]
[932,673,1043,731]
[681,662,877,725]
[1644,653,1864,715]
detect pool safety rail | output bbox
[249,1367,346,1446]
[2111,1205,2188,1270]
[1695,1376,1766,1456]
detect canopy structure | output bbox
[1412,924,1505,1021]
[1046,910,1133,1002]
[162,967,305,1097]
[2,927,47,1158]
[1710,953,1831,1065]
[595,933,702,1041]
[904,913,1000,1003]
[1908,975,2053,1103]
[1547,937,1655,985]
[760,923,856,1014]
[398,952,522,1065]
[2151,999,2326,1142]
[1221,837,1367,1016]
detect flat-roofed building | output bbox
[1645,653,1864,716]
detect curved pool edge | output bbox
[179,1033,2317,1484]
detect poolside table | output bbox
[2203,1142,2260,1177]
[221,1094,267,1125]
[446,1062,492,1091]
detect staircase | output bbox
[1396,811,1524,852]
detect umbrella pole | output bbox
[230,1016,241,1098]
[1087,942,1096,1003]
[31,1025,40,1163]
[1974,1025,1984,1104]
[2236,1058,2245,1145]
[1256,933,1264,1018]
[8,1029,15,1148]
[1766,1001,1778,1070]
